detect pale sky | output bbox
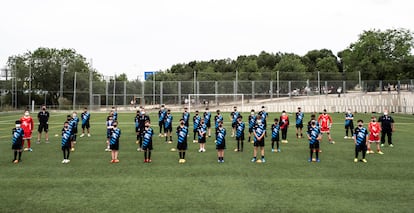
[1,0,413,80]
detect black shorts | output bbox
[272,135,280,142]
[164,126,172,132]
[38,123,49,133]
[309,141,320,149]
[232,122,237,128]
[236,135,245,141]
[159,121,164,127]
[216,140,226,150]
[73,127,78,134]
[61,144,70,150]
[110,142,119,151]
[254,138,265,147]
[82,122,90,129]
[177,141,188,150]
[72,134,77,142]
[296,123,303,129]
[206,122,211,128]
[12,143,23,150]
[356,144,367,152]
[249,128,253,133]
[198,136,206,144]
[135,127,139,133]
[142,142,153,150]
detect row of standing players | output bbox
[11,106,92,164]
[129,105,395,164]
[11,105,395,164]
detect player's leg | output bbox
[387,131,393,146]
[380,131,386,146]
[45,124,49,142]
[37,124,42,143]
[252,146,258,162]
[260,145,265,162]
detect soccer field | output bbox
[0,111,413,213]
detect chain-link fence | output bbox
[1,71,413,112]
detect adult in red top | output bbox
[317,109,335,144]
[279,111,289,143]
[20,110,34,151]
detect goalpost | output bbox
[187,93,244,112]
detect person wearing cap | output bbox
[230,106,240,137]
[378,110,395,147]
[20,110,34,152]
[295,107,304,139]
[344,109,354,139]
[317,109,335,144]
[158,105,167,137]
[12,120,25,163]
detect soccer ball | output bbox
[55,134,59,137]
[256,159,262,163]
[170,148,176,152]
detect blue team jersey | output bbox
[231,111,240,123]
[296,112,304,125]
[113,111,118,121]
[271,123,280,139]
[142,127,153,147]
[248,115,256,129]
[12,128,24,145]
[354,127,368,145]
[254,124,266,142]
[215,114,223,129]
[81,112,90,125]
[345,113,354,126]
[198,123,207,139]
[110,128,121,145]
[307,126,321,145]
[61,128,72,146]
[236,122,245,138]
[182,112,190,125]
[176,125,188,144]
[72,117,79,129]
[216,127,226,145]
[193,115,201,130]
[134,115,139,128]
[259,111,268,122]
[159,109,167,122]
[204,112,211,123]
[164,114,173,128]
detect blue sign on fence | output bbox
[144,71,157,80]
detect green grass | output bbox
[0,111,413,213]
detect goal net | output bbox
[187,93,244,112]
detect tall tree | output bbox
[338,28,414,80]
